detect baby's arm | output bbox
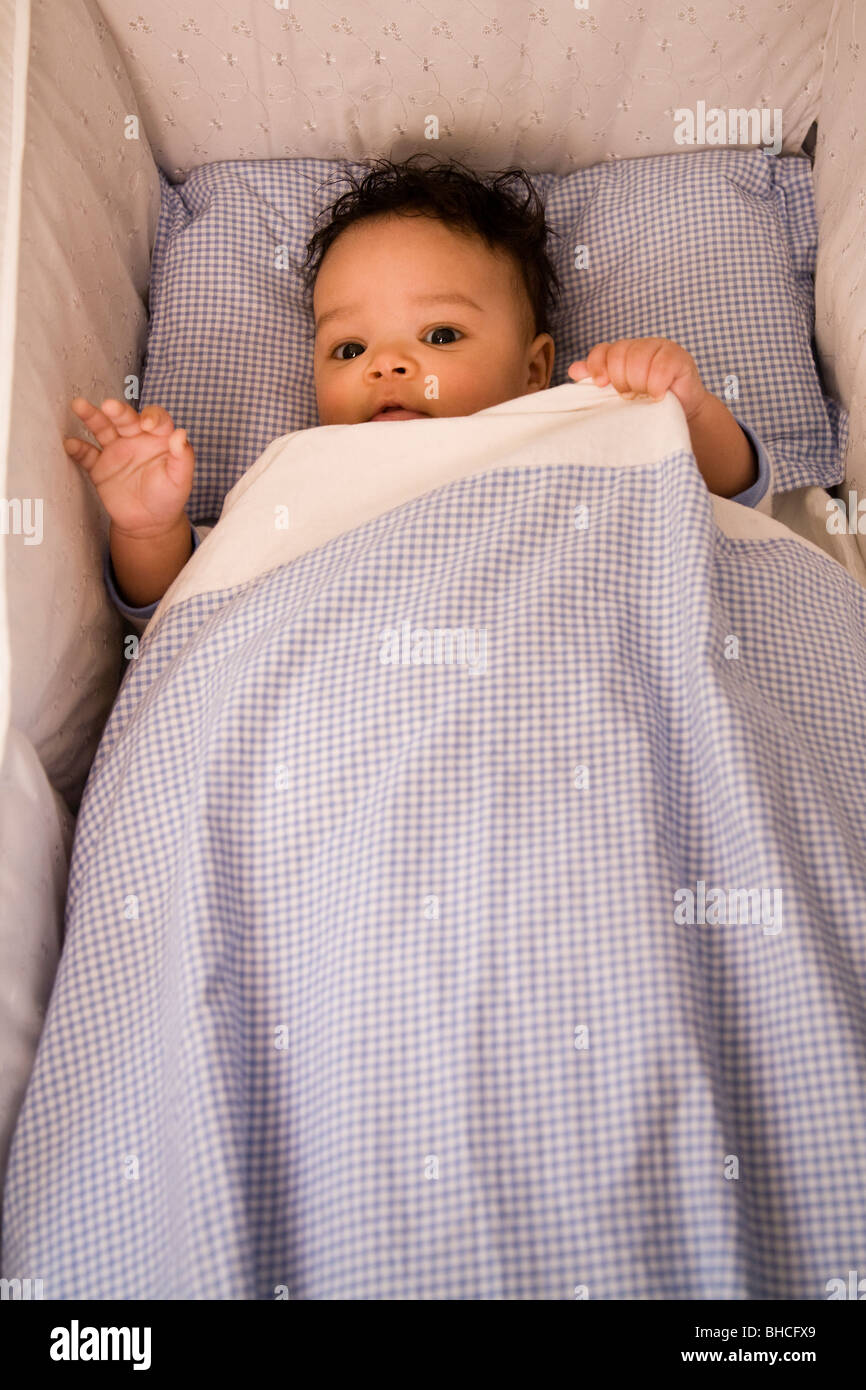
[109,517,194,608]
[682,390,758,499]
[64,398,196,609]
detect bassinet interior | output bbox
[0,0,863,1201]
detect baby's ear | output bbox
[532,332,555,388]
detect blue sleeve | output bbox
[726,415,771,509]
[103,521,202,622]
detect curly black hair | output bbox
[300,153,563,341]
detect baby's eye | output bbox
[425,326,462,345]
[333,341,364,361]
[332,326,462,359]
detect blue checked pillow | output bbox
[141,151,847,525]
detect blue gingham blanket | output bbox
[3,392,866,1299]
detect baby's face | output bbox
[312,213,554,425]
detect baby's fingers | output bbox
[95,397,178,439]
[63,435,101,473]
[582,343,612,387]
[70,396,120,446]
[167,426,189,457]
[138,403,176,436]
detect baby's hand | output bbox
[568,338,707,423]
[63,398,195,540]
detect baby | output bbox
[63,156,766,620]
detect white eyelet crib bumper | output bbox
[1,0,865,1300]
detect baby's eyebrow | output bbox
[412,292,482,314]
[316,291,482,332]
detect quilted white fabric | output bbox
[96,0,830,179]
[3,0,160,810]
[813,0,866,566]
[0,726,72,1197]
[0,0,159,1210]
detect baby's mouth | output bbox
[370,406,429,422]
